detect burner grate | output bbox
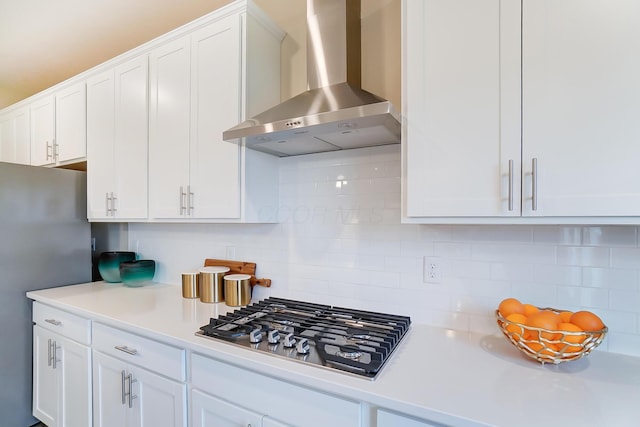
[197,297,411,379]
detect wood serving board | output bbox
[203,258,271,287]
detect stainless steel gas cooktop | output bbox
[196,297,411,380]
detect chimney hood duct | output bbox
[223,0,401,157]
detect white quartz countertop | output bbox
[27,282,640,427]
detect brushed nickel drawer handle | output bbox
[115,345,138,355]
[45,318,62,326]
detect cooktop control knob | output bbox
[283,333,296,348]
[249,328,263,343]
[296,338,310,354]
[267,329,280,344]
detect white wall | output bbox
[129,145,640,358]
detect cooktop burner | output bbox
[195,297,411,380]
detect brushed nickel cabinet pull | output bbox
[179,186,187,215]
[508,159,514,212]
[121,370,127,405]
[45,318,61,326]
[127,373,138,408]
[114,345,138,355]
[47,338,52,367]
[188,185,194,215]
[111,192,117,214]
[532,157,538,211]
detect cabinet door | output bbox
[521,0,640,216]
[13,106,30,164]
[149,36,191,219]
[93,351,128,427]
[114,56,149,219]
[404,0,521,218]
[59,336,92,427]
[133,365,186,427]
[87,70,116,220]
[33,326,58,427]
[1,107,31,164]
[191,390,262,427]
[55,82,87,163]
[0,112,12,162]
[30,95,56,166]
[190,15,242,219]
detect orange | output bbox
[556,322,585,353]
[528,341,559,357]
[523,304,540,317]
[570,311,605,332]
[558,311,574,323]
[498,298,525,318]
[524,310,559,340]
[505,313,527,340]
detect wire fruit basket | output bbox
[495,308,607,364]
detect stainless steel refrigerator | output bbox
[0,162,92,427]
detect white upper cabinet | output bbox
[55,82,87,164]
[148,4,282,222]
[30,95,56,166]
[87,56,149,221]
[403,0,640,223]
[189,15,242,219]
[148,35,192,219]
[0,106,30,164]
[30,82,86,167]
[521,0,640,217]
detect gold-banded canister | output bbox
[181,272,199,298]
[199,266,230,303]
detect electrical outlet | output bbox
[423,256,442,284]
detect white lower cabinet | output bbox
[191,353,360,427]
[191,390,264,427]
[93,351,186,427]
[92,323,187,427]
[191,390,292,427]
[31,304,440,427]
[32,304,92,427]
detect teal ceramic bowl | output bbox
[98,251,136,283]
[120,260,156,287]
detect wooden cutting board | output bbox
[203,258,271,287]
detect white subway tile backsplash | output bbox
[453,225,534,243]
[582,268,639,290]
[611,247,640,269]
[490,263,534,282]
[447,260,490,280]
[557,286,609,308]
[533,265,582,286]
[533,226,582,245]
[557,246,611,267]
[582,226,637,247]
[434,242,473,259]
[607,332,640,357]
[129,145,640,358]
[472,243,556,264]
[610,290,640,312]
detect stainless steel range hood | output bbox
[223,0,401,157]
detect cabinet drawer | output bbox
[93,322,185,381]
[33,302,91,345]
[191,353,360,427]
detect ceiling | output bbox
[0,0,280,109]
[0,0,399,111]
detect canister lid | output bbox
[199,266,230,273]
[224,273,251,281]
